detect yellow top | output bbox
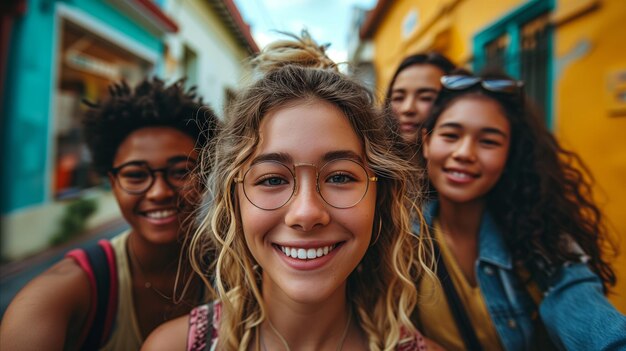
[418,220,504,351]
[101,230,143,351]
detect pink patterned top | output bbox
[187,302,426,350]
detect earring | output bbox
[370,217,382,247]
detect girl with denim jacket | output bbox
[414,70,626,351]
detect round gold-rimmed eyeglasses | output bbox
[234,158,378,210]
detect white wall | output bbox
[164,0,251,115]
[1,191,120,260]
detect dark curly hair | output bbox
[82,78,219,176]
[418,69,616,292]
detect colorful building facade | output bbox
[360,0,626,312]
[1,0,256,261]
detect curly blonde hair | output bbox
[189,31,434,351]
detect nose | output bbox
[145,172,176,201]
[452,137,477,163]
[284,173,330,232]
[399,95,417,116]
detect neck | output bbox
[437,197,486,241]
[436,197,485,285]
[128,231,200,304]
[261,279,356,350]
[128,230,184,273]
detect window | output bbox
[54,19,152,199]
[474,0,554,125]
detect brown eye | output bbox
[120,168,149,182]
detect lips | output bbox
[143,209,177,219]
[139,208,179,224]
[444,167,479,183]
[273,241,345,271]
[400,122,418,133]
[278,244,337,260]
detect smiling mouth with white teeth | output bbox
[277,244,339,260]
[448,171,473,179]
[445,168,479,179]
[144,209,177,219]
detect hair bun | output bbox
[251,30,337,75]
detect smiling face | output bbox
[390,64,446,143]
[423,96,511,206]
[238,99,376,305]
[109,127,198,245]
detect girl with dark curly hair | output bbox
[0,78,219,350]
[414,70,626,351]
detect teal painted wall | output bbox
[71,0,163,54]
[1,0,56,214]
[1,0,162,214]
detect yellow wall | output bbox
[553,0,626,311]
[371,0,523,98]
[370,0,626,312]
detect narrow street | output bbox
[0,220,128,318]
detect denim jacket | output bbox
[416,201,626,351]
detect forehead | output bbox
[255,99,364,163]
[393,64,445,91]
[114,127,197,166]
[437,97,510,132]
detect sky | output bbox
[233,0,378,63]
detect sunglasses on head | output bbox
[441,75,524,95]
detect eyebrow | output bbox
[322,150,363,163]
[392,87,440,95]
[168,155,197,164]
[250,150,363,166]
[250,152,293,165]
[113,155,196,169]
[437,122,509,138]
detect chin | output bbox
[280,280,345,305]
[402,134,418,144]
[143,227,182,245]
[440,191,485,205]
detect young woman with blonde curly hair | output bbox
[142,32,437,351]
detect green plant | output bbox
[49,197,98,246]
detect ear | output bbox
[107,172,116,187]
[421,128,430,159]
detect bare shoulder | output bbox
[0,257,92,351]
[141,314,189,351]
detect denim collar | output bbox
[417,201,513,270]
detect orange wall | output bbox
[369,0,626,312]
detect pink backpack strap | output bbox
[97,240,118,343]
[66,239,118,349]
[66,248,98,346]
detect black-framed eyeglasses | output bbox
[234,158,378,210]
[109,157,197,195]
[441,75,524,95]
